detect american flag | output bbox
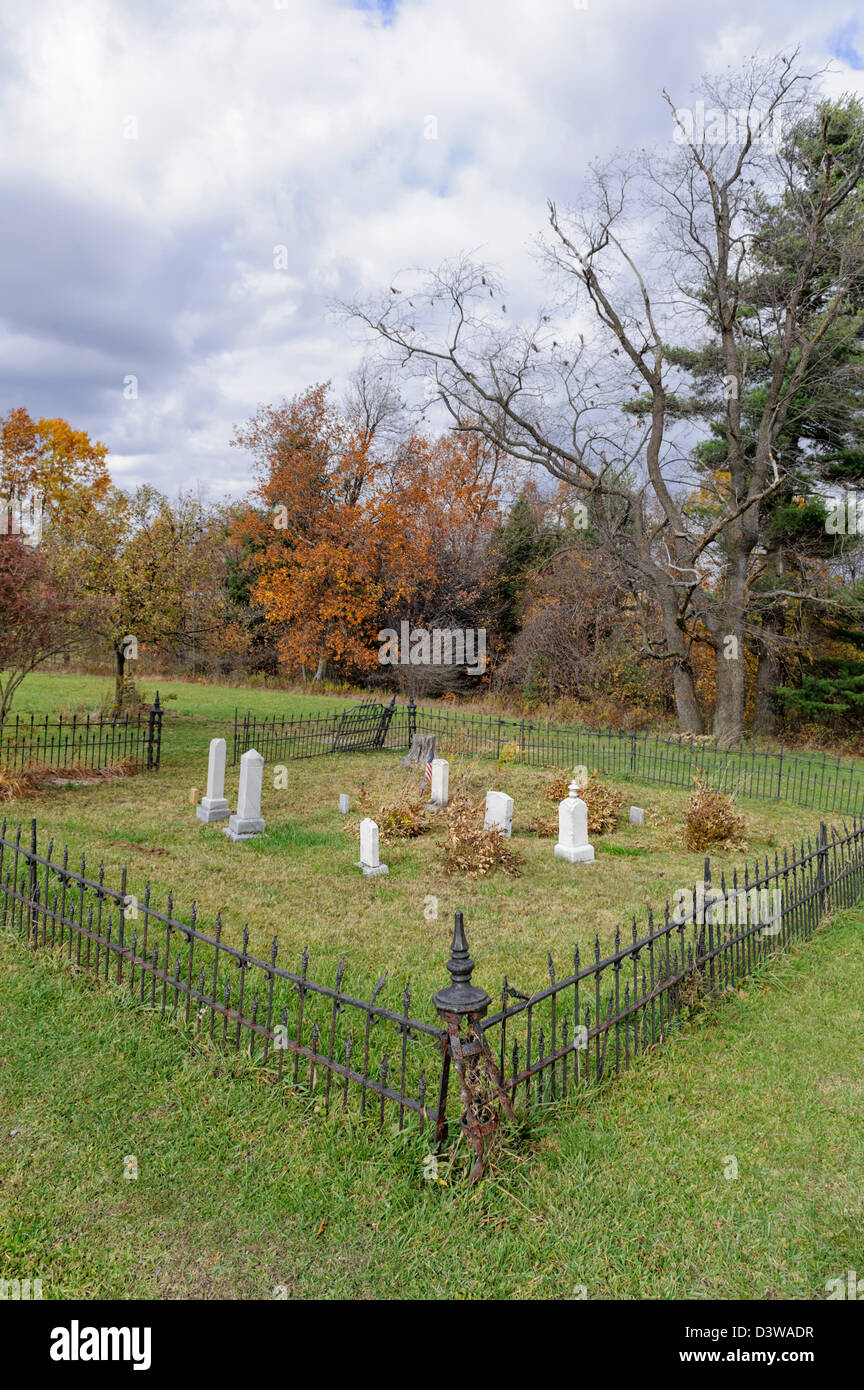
[424,756,433,784]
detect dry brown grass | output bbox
[683,778,748,852]
[0,757,138,803]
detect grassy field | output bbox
[1,669,862,1301]
[1,903,862,1299]
[0,673,834,1007]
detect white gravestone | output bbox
[629,806,644,826]
[555,781,595,863]
[356,817,388,877]
[429,758,449,809]
[196,738,230,823]
[484,790,514,839]
[339,794,350,815]
[223,749,266,841]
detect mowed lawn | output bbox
[1,903,862,1299]
[0,672,835,1006]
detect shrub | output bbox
[346,782,429,846]
[683,778,748,852]
[441,792,523,878]
[532,770,622,836]
[581,778,624,835]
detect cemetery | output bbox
[3,27,864,1312]
[3,673,864,1305]
[1,682,840,1011]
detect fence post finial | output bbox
[433,911,491,1015]
[432,913,513,1182]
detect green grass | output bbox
[1,905,862,1299]
[4,670,353,723]
[0,671,837,1010]
[1,671,862,1300]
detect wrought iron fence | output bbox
[0,695,163,774]
[233,699,864,817]
[232,698,396,765]
[481,819,864,1112]
[3,809,863,1175]
[0,818,439,1130]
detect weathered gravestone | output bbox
[429,758,449,809]
[484,790,514,839]
[355,817,388,877]
[629,806,644,826]
[401,732,436,768]
[223,749,266,841]
[196,738,230,823]
[339,793,350,815]
[554,781,595,863]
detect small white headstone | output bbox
[223,748,266,841]
[339,793,350,815]
[197,738,230,823]
[629,806,644,826]
[484,789,514,839]
[356,816,388,877]
[429,758,449,809]
[554,780,595,864]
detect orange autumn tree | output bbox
[0,407,111,519]
[231,385,503,681]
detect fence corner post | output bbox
[432,911,514,1183]
[147,691,162,771]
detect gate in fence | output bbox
[329,697,396,752]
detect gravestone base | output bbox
[355,860,389,877]
[554,843,595,864]
[223,814,266,842]
[196,797,230,824]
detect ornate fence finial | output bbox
[433,911,491,1015]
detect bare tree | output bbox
[345,53,864,741]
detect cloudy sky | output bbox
[0,0,862,499]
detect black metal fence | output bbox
[0,695,163,775]
[3,808,864,1171]
[232,698,396,765]
[0,818,439,1130]
[481,819,864,1111]
[233,699,864,817]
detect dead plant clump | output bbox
[581,778,624,836]
[344,781,430,846]
[683,778,748,852]
[531,771,622,837]
[441,792,523,878]
[542,770,573,805]
[0,758,137,802]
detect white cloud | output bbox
[0,0,859,496]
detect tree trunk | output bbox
[114,645,126,713]
[672,659,704,734]
[712,631,746,744]
[657,596,703,733]
[753,635,779,737]
[752,552,785,738]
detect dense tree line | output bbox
[2,56,864,742]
